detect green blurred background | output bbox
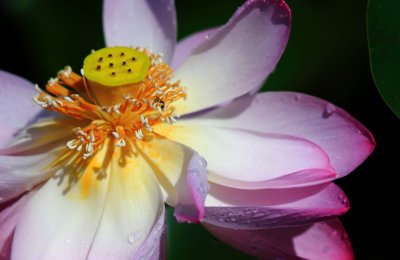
[0,0,398,258]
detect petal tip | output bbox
[173,152,209,223]
[242,0,292,26]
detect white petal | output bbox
[135,137,208,223]
[12,144,111,260]
[0,70,42,149]
[154,124,334,189]
[103,0,177,63]
[87,144,164,259]
[173,0,291,114]
[181,92,375,177]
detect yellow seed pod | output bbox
[83,46,151,87]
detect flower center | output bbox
[34,46,186,160]
[83,46,150,87]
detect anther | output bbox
[111,72,116,76]
[98,57,103,62]
[132,57,136,61]
[108,54,112,58]
[122,61,126,66]
[120,52,125,57]
[109,63,114,68]
[96,65,101,70]
[128,68,132,73]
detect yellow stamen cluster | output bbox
[33,47,186,160]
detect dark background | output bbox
[0,0,398,258]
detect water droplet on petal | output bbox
[205,33,211,40]
[199,156,208,167]
[323,103,336,118]
[254,212,265,218]
[326,103,336,113]
[128,232,141,244]
[155,223,162,231]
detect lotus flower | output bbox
[0,0,374,259]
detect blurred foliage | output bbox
[367,0,400,118]
[166,207,252,259]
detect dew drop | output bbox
[199,156,208,167]
[128,232,141,244]
[128,235,135,244]
[205,33,211,40]
[66,239,71,244]
[326,103,336,113]
[155,223,162,231]
[25,184,33,191]
[254,212,265,218]
[323,103,336,118]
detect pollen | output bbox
[33,47,186,160]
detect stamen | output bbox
[33,46,186,159]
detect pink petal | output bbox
[173,0,291,114]
[154,124,335,189]
[0,70,42,149]
[137,137,208,223]
[204,218,353,259]
[0,151,58,204]
[183,92,375,177]
[0,193,33,259]
[134,207,166,260]
[204,183,349,229]
[171,28,218,70]
[174,151,208,223]
[103,0,177,63]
